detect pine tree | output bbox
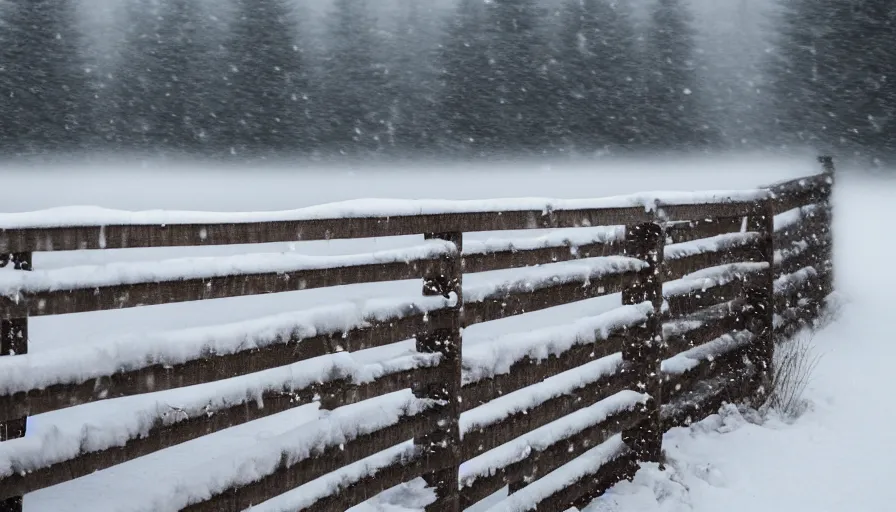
[111,0,217,153]
[643,0,710,150]
[383,0,441,154]
[435,0,494,155]
[223,0,311,157]
[767,0,831,153]
[319,0,390,156]
[700,0,771,149]
[0,0,87,155]
[485,0,554,153]
[769,0,896,160]
[554,0,643,153]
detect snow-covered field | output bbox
[1,156,885,511]
[584,175,895,512]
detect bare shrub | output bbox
[764,331,822,419]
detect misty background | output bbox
[0,0,892,164]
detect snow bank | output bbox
[462,303,653,386]
[460,354,627,436]
[460,390,647,488]
[464,256,646,303]
[482,435,629,512]
[0,295,453,396]
[0,355,439,480]
[0,241,455,298]
[0,189,769,229]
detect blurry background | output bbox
[0,0,892,166]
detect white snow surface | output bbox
[7,157,877,512]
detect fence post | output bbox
[620,223,664,463]
[817,156,835,297]
[744,202,775,405]
[414,232,462,512]
[1,252,31,512]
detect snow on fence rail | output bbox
[0,158,836,512]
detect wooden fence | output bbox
[0,158,835,512]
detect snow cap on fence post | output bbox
[414,231,462,512]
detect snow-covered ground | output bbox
[1,156,884,511]
[583,170,895,512]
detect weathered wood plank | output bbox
[463,270,638,327]
[0,198,772,254]
[665,242,761,282]
[0,309,455,423]
[460,407,644,510]
[775,240,832,279]
[0,257,448,319]
[300,450,438,512]
[774,269,827,316]
[459,332,628,413]
[462,239,621,274]
[0,366,442,499]
[665,278,746,319]
[460,371,634,461]
[533,448,639,512]
[662,342,752,401]
[659,201,764,223]
[0,208,652,253]
[177,408,443,512]
[661,366,753,431]
[768,173,832,215]
[663,305,744,359]
[664,216,744,244]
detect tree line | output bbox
[0,0,893,162]
[768,0,895,162]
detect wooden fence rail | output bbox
[0,159,835,512]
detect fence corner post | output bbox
[621,222,664,463]
[744,201,775,406]
[414,232,462,512]
[817,155,835,296]
[1,252,31,512]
